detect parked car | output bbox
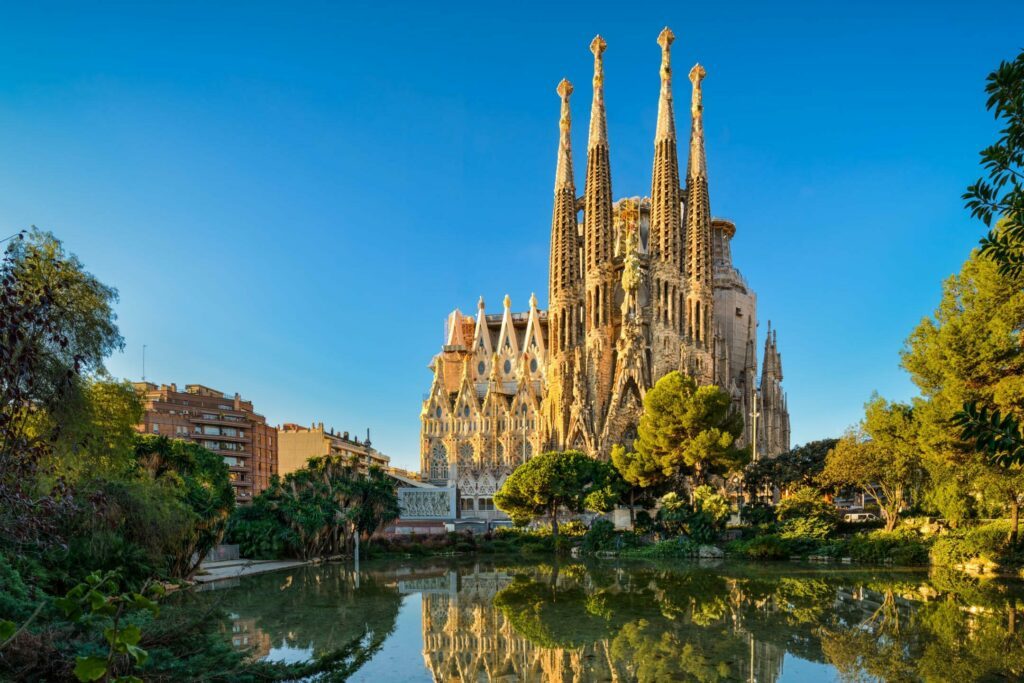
[843,512,879,523]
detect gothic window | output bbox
[435,407,442,418]
[524,441,533,459]
[571,435,585,451]
[478,361,486,375]
[429,442,448,480]
[496,442,505,463]
[504,359,512,374]
[458,442,473,464]
[530,358,538,373]
[463,405,470,417]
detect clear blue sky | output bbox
[1,1,1021,471]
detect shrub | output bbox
[776,487,838,531]
[729,535,791,560]
[829,528,931,565]
[930,521,1023,568]
[634,510,655,534]
[778,516,834,541]
[692,485,731,527]
[560,520,588,537]
[582,519,617,553]
[740,502,776,527]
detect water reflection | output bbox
[197,559,1024,682]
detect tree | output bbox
[819,396,923,531]
[493,451,617,538]
[610,444,664,526]
[902,246,1024,536]
[38,377,143,481]
[134,435,236,575]
[634,372,746,492]
[742,438,838,500]
[964,49,1024,276]
[227,455,399,560]
[0,230,122,547]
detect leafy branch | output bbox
[964,49,1024,276]
[953,401,1024,468]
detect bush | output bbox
[582,519,617,553]
[559,520,588,537]
[828,528,931,565]
[692,485,731,527]
[776,487,838,532]
[740,502,776,526]
[729,535,791,560]
[930,521,1024,568]
[778,516,834,541]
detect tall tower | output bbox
[684,62,715,381]
[648,27,685,380]
[543,79,582,450]
[582,35,616,444]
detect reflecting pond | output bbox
[191,557,1024,681]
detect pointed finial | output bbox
[557,78,573,107]
[688,63,707,177]
[503,293,511,310]
[588,36,608,149]
[657,27,675,81]
[529,292,538,310]
[654,28,676,142]
[554,79,574,190]
[478,295,485,310]
[689,63,706,120]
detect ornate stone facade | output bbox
[420,28,790,514]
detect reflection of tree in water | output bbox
[202,564,402,663]
[819,569,1024,682]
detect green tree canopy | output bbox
[634,371,746,490]
[965,49,1024,276]
[819,396,924,531]
[902,246,1024,539]
[743,438,838,499]
[227,455,399,560]
[493,450,617,537]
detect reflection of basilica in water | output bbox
[413,565,786,683]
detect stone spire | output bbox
[544,79,583,452]
[548,78,581,352]
[684,62,714,350]
[648,27,685,380]
[685,63,712,287]
[584,35,613,279]
[650,27,682,269]
[583,35,615,438]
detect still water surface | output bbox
[193,557,1024,682]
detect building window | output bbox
[152,423,159,433]
[429,442,448,480]
[478,498,494,511]
[461,498,475,511]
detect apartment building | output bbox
[277,422,390,476]
[134,382,278,503]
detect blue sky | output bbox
[1,1,1021,470]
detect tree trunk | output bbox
[550,502,559,540]
[1010,499,1020,547]
[629,490,636,528]
[884,512,897,533]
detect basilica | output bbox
[420,28,789,519]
